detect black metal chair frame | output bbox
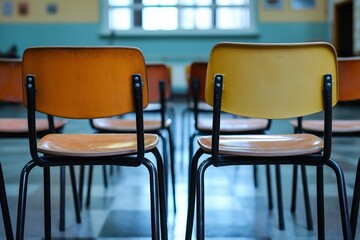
[86,79,176,213]
[185,73,352,240]
[16,74,168,240]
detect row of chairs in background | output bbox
[1,43,360,239]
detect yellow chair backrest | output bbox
[205,42,338,119]
[22,47,148,119]
[338,56,360,102]
[0,58,22,103]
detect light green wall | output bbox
[0,0,331,93]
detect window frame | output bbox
[101,0,258,37]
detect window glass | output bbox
[109,0,131,6]
[216,7,249,29]
[216,0,249,5]
[104,0,254,33]
[143,7,178,30]
[109,8,131,30]
[143,0,178,5]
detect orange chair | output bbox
[185,42,351,239]
[0,58,79,233]
[88,63,176,212]
[289,56,360,237]
[17,47,167,239]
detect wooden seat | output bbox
[198,134,323,157]
[197,118,269,132]
[38,133,159,157]
[17,47,167,240]
[290,119,360,133]
[185,42,352,240]
[92,118,172,131]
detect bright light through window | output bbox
[143,7,178,30]
[109,9,131,30]
[104,0,255,33]
[217,7,250,29]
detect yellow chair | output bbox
[185,42,352,239]
[183,62,285,225]
[17,47,167,239]
[289,56,360,237]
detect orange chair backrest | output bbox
[0,58,22,103]
[189,62,207,101]
[22,47,148,119]
[205,42,338,119]
[146,63,171,102]
[338,57,360,102]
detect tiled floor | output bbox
[0,98,360,239]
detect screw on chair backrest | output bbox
[205,42,338,119]
[146,63,171,102]
[0,58,22,103]
[22,47,148,119]
[338,57,360,102]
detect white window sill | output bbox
[99,28,259,38]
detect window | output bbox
[102,0,256,36]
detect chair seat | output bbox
[290,119,360,133]
[92,118,172,132]
[198,134,323,157]
[38,133,159,157]
[0,118,66,133]
[197,118,268,132]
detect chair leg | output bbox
[275,165,285,230]
[43,167,51,240]
[266,165,273,210]
[196,158,212,240]
[301,165,313,230]
[69,166,82,224]
[16,160,37,240]
[327,159,352,240]
[59,166,65,231]
[0,163,13,240]
[316,165,325,240]
[188,133,197,173]
[253,166,258,188]
[351,158,360,238]
[158,133,169,211]
[102,165,108,189]
[290,164,313,230]
[185,149,203,240]
[180,108,190,171]
[78,165,85,210]
[85,165,93,208]
[152,148,168,240]
[290,164,298,213]
[142,159,161,240]
[166,127,176,213]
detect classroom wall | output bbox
[0,0,331,93]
